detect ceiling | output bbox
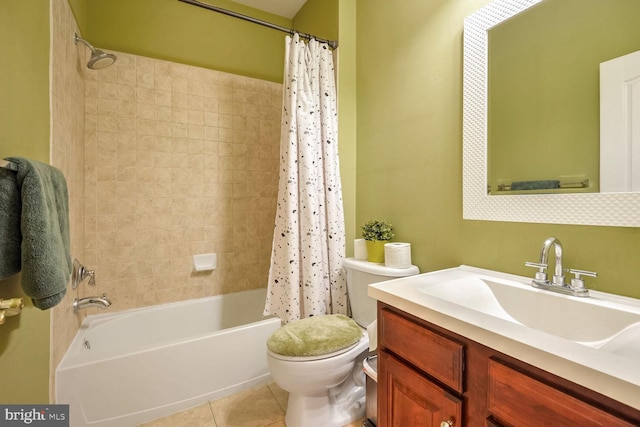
[230,0,308,19]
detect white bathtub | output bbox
[56,289,281,427]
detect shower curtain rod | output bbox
[178,0,338,49]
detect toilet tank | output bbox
[343,258,419,327]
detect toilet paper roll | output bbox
[384,242,412,268]
[354,239,368,260]
[367,319,378,351]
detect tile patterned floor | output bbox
[139,382,365,427]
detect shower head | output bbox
[74,33,117,70]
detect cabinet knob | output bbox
[440,420,454,427]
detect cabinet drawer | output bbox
[379,308,464,393]
[488,358,636,427]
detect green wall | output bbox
[336,0,357,256]
[0,0,51,404]
[76,0,292,83]
[71,0,342,81]
[293,0,339,41]
[73,0,341,83]
[356,0,640,299]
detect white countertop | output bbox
[368,265,640,410]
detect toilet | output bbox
[266,258,419,427]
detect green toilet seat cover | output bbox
[267,314,363,358]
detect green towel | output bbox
[0,166,22,279]
[510,180,560,191]
[8,157,72,310]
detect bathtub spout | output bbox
[73,294,112,312]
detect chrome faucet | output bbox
[73,294,112,311]
[540,237,564,286]
[525,237,596,297]
[72,258,96,289]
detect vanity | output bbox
[370,266,640,426]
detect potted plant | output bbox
[361,219,394,263]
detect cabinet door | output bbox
[379,350,462,427]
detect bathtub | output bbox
[56,288,281,427]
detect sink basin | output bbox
[410,271,640,349]
[368,265,640,409]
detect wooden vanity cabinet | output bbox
[377,303,640,427]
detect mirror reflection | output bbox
[487,0,640,195]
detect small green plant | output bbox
[361,219,394,241]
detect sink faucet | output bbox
[525,237,596,297]
[540,237,564,286]
[73,294,112,311]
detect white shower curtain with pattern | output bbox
[264,34,347,323]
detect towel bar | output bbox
[0,297,23,310]
[0,159,18,171]
[494,177,590,192]
[0,297,24,324]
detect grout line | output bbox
[207,400,219,427]
[266,382,287,412]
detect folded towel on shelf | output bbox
[510,180,560,191]
[7,157,72,310]
[0,166,22,279]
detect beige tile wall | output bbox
[83,51,282,312]
[49,0,281,402]
[50,0,282,401]
[49,0,86,400]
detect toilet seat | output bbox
[267,314,363,359]
[267,338,362,362]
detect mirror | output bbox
[487,0,640,195]
[463,0,640,226]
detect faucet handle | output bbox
[72,258,96,289]
[87,271,96,286]
[567,268,597,292]
[525,261,548,282]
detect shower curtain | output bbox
[264,34,347,323]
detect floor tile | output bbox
[138,384,366,427]
[140,403,216,427]
[267,382,288,411]
[210,384,285,427]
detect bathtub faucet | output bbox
[73,294,112,312]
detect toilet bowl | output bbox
[268,333,369,427]
[266,258,419,427]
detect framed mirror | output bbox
[462,0,640,227]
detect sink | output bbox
[368,265,640,409]
[410,271,640,348]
